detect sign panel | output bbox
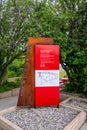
[35,70,59,87]
[35,45,60,107]
[35,45,59,70]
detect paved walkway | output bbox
[0,96,87,130]
[0,96,18,130]
[0,96,18,111]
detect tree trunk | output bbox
[0,69,8,84]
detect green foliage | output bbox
[0,80,20,93]
[0,0,35,82]
[59,0,87,94]
[65,83,74,92]
[8,57,24,77]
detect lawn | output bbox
[59,70,67,79]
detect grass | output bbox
[59,70,67,79]
[0,80,20,93]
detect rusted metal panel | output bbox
[28,37,53,45]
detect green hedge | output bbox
[0,80,20,93]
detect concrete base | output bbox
[61,104,86,130]
[61,97,87,112]
[0,106,22,130]
[80,122,87,130]
[60,93,71,102]
[0,105,86,130]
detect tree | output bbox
[0,0,59,83]
[43,0,87,93]
[57,0,87,93]
[0,0,35,83]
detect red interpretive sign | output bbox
[35,45,60,107]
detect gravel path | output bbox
[3,106,79,130]
[67,99,87,109]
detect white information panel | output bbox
[35,70,59,87]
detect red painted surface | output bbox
[35,87,60,106]
[35,45,59,70]
[35,45,60,107]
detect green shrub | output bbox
[8,57,24,77]
[65,83,74,92]
[0,80,20,93]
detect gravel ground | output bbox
[61,90,87,99]
[67,99,87,109]
[3,106,79,130]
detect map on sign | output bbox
[35,70,59,87]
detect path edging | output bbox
[0,88,20,99]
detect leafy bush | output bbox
[60,1,87,94]
[65,83,74,92]
[0,80,20,93]
[8,57,24,77]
